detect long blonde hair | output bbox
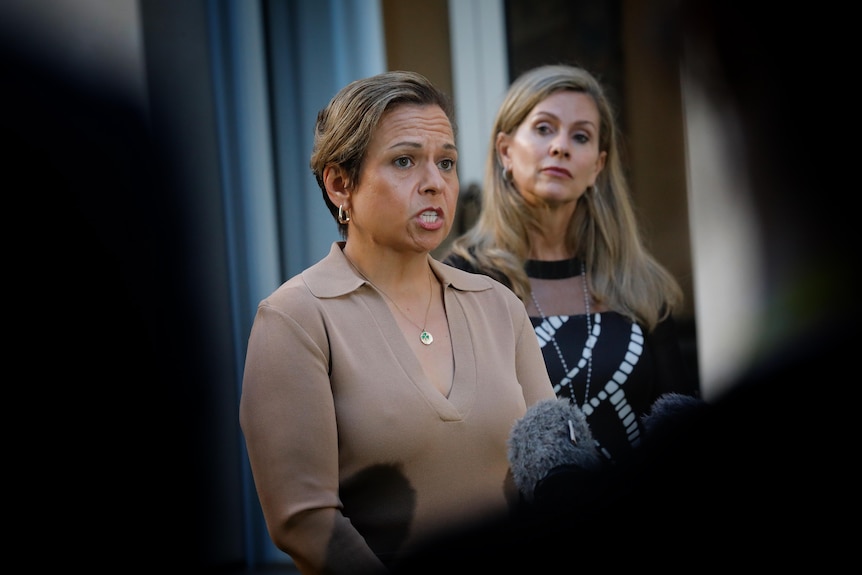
[446,64,681,331]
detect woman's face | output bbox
[498,90,606,207]
[349,103,459,254]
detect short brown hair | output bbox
[309,70,456,237]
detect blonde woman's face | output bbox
[498,90,606,208]
[350,104,459,254]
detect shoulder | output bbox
[252,276,325,337]
[441,252,478,274]
[433,259,526,319]
[432,258,514,299]
[258,242,363,319]
[433,258,493,290]
[441,251,513,290]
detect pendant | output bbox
[420,330,433,345]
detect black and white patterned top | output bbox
[445,254,697,463]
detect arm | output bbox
[239,301,387,575]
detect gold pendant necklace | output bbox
[343,252,434,345]
[378,271,435,345]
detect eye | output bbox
[535,123,553,136]
[574,133,590,144]
[394,156,414,168]
[438,158,455,171]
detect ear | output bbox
[495,131,511,165]
[323,165,352,208]
[593,150,607,180]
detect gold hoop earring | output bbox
[337,204,350,224]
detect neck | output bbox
[528,202,577,259]
[527,229,574,261]
[342,245,437,345]
[341,241,431,294]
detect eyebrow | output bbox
[388,141,458,152]
[532,111,597,129]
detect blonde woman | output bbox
[444,64,698,463]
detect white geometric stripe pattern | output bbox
[535,316,644,455]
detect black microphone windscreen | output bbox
[508,398,602,501]
[641,392,707,437]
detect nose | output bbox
[551,136,570,158]
[421,164,447,195]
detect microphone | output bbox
[507,398,603,502]
[641,392,707,437]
